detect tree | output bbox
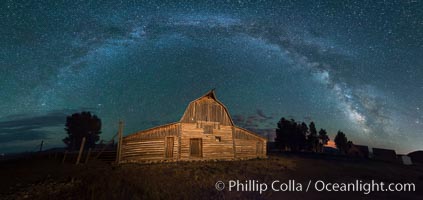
[334,130,348,154]
[288,119,298,151]
[63,112,102,150]
[318,129,330,152]
[307,122,319,152]
[347,141,354,150]
[275,118,308,152]
[296,122,308,151]
[275,118,291,151]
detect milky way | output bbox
[0,1,422,153]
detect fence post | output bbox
[39,140,44,152]
[116,121,124,164]
[76,137,86,165]
[85,148,92,164]
[62,151,68,164]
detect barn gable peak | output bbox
[180,89,234,126]
[202,89,216,99]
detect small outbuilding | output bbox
[354,145,370,158]
[372,148,398,163]
[119,90,267,163]
[408,150,423,164]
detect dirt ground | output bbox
[0,154,422,199]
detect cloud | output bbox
[256,109,273,119]
[286,115,296,120]
[247,128,275,140]
[232,114,245,125]
[233,109,277,131]
[303,116,313,122]
[0,109,83,143]
[0,130,49,143]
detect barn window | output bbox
[215,136,221,142]
[203,125,213,134]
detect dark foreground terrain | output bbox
[0,154,422,200]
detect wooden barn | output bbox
[118,90,267,163]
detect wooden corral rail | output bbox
[61,149,117,164]
[120,90,267,163]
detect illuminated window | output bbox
[215,136,221,142]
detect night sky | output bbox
[1,1,422,154]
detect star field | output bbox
[0,0,422,153]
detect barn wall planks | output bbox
[233,127,267,158]
[179,123,235,160]
[120,90,267,163]
[124,123,179,140]
[121,124,179,163]
[180,96,233,126]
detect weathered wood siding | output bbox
[233,127,267,158]
[121,124,179,162]
[179,122,235,160]
[119,90,267,163]
[180,96,233,126]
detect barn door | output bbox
[165,137,174,158]
[190,138,202,157]
[256,141,263,155]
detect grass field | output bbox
[0,154,422,199]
